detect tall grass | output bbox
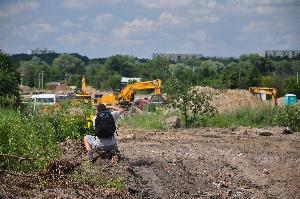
[203,104,275,128]
[119,104,300,132]
[203,104,300,131]
[120,111,166,130]
[0,102,92,172]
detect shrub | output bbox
[0,101,92,172]
[272,104,300,131]
[164,66,216,127]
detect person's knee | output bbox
[84,135,89,142]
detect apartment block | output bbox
[265,50,300,58]
[153,53,203,62]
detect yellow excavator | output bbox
[75,77,92,102]
[94,79,162,107]
[249,87,277,105]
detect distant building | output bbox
[28,48,55,55]
[265,50,300,58]
[121,77,142,85]
[46,82,60,90]
[153,53,203,62]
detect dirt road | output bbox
[119,128,300,199]
[1,127,300,198]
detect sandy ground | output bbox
[1,127,299,199]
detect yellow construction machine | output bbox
[94,79,162,107]
[249,87,277,105]
[75,77,92,102]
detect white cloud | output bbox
[286,33,300,47]
[135,0,193,9]
[194,15,219,23]
[188,30,208,42]
[110,38,144,47]
[136,0,220,14]
[57,32,101,48]
[158,12,187,26]
[12,23,57,41]
[94,14,113,30]
[135,1,221,25]
[63,0,97,9]
[61,20,82,28]
[238,18,300,50]
[112,18,156,39]
[240,21,273,33]
[63,0,127,9]
[32,23,57,33]
[183,29,215,51]
[0,0,39,17]
[226,0,300,15]
[255,6,273,14]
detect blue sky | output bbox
[0,0,300,58]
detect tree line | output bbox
[9,51,300,97]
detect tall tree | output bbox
[52,54,85,80]
[283,77,300,96]
[164,65,215,127]
[18,56,49,88]
[0,51,20,108]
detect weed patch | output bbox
[0,102,93,172]
[203,104,274,128]
[120,111,166,130]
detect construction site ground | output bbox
[1,127,299,199]
[2,88,299,198]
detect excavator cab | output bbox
[249,87,277,105]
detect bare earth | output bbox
[1,127,300,199]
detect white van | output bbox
[30,94,58,105]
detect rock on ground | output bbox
[165,116,181,129]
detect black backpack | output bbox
[95,109,116,138]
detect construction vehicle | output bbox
[75,77,92,102]
[94,79,162,107]
[249,87,277,105]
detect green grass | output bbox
[203,104,275,128]
[120,111,167,130]
[0,102,93,172]
[105,177,125,190]
[69,165,125,190]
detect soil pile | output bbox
[194,86,262,112]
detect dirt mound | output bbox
[194,86,262,112]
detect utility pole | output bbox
[38,72,41,89]
[65,73,68,84]
[238,65,241,81]
[192,67,195,85]
[297,71,299,83]
[20,74,24,85]
[41,71,44,90]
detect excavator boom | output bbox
[95,79,162,106]
[249,87,277,105]
[118,79,161,102]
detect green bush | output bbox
[0,102,92,172]
[272,104,300,131]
